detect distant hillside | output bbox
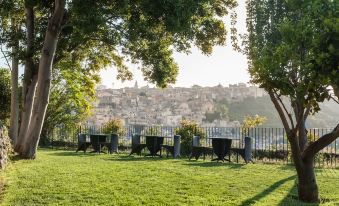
[225,96,339,128]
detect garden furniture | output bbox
[210,137,232,162]
[161,135,181,158]
[189,136,213,160]
[230,136,254,163]
[76,133,91,153]
[106,133,119,154]
[145,135,164,157]
[90,134,108,154]
[129,134,147,156]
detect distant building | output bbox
[86,83,267,126]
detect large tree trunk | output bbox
[15,77,37,152]
[296,157,319,203]
[20,0,65,159]
[15,6,37,153]
[288,132,319,203]
[292,130,319,202]
[9,20,19,145]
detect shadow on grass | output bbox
[45,151,98,157]
[183,160,247,169]
[104,155,173,162]
[278,184,319,206]
[240,175,296,206]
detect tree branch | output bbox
[302,124,339,159]
[268,90,291,133]
[276,92,294,128]
[292,103,304,134]
[303,105,311,121]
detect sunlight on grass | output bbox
[0,149,338,206]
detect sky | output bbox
[0,1,249,89]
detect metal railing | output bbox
[42,125,339,168]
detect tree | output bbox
[244,0,339,203]
[41,63,99,142]
[0,68,11,125]
[0,0,237,158]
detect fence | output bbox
[43,125,339,168]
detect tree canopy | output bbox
[245,0,338,112]
[1,0,238,87]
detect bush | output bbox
[175,119,206,156]
[102,118,126,137]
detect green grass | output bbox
[1,149,339,206]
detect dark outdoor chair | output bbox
[189,136,213,160]
[129,134,146,156]
[230,136,254,163]
[76,133,91,153]
[161,135,181,158]
[106,133,119,154]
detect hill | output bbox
[225,96,339,128]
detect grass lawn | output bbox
[0,149,339,206]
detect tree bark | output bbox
[332,84,339,101]
[15,76,37,152]
[20,0,65,159]
[15,6,37,153]
[9,19,19,145]
[296,157,319,203]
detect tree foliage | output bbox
[241,114,266,129]
[41,62,99,139]
[245,0,338,112]
[0,68,11,124]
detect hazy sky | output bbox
[0,1,249,89]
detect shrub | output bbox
[102,118,126,137]
[175,119,206,156]
[241,114,267,136]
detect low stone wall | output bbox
[0,125,12,169]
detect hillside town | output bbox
[87,83,267,127]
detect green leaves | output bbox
[1,0,237,88]
[245,0,338,112]
[0,68,11,124]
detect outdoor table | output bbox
[90,134,108,153]
[209,137,235,162]
[145,135,164,157]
